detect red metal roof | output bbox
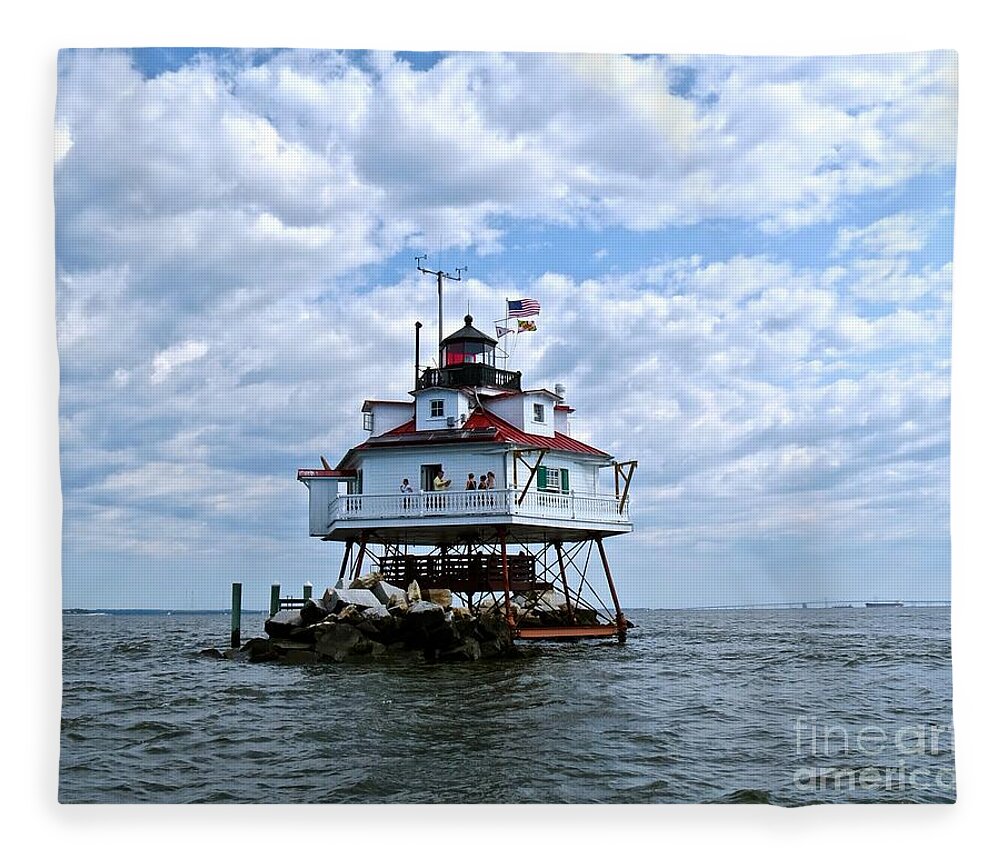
[341,408,609,460]
[297,468,358,480]
[464,409,609,457]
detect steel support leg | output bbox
[336,540,354,588]
[554,542,576,624]
[352,534,368,585]
[596,537,627,644]
[498,527,515,629]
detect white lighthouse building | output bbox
[297,311,637,641]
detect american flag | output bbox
[507,298,541,318]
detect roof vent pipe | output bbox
[414,321,422,390]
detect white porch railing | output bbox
[328,488,629,525]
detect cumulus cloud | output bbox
[150,340,209,383]
[834,212,934,257]
[54,49,954,606]
[57,248,949,560]
[56,50,958,280]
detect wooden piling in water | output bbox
[303,581,313,600]
[230,582,242,649]
[269,583,280,617]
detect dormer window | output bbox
[533,403,545,423]
[430,399,445,418]
[362,412,374,432]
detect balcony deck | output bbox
[322,488,631,544]
[416,364,521,391]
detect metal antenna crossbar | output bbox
[416,255,467,367]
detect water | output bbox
[59,607,954,804]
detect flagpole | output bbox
[504,296,509,370]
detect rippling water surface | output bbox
[60,608,954,804]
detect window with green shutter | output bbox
[538,466,571,494]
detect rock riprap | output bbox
[210,579,521,665]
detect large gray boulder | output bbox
[240,638,276,664]
[356,605,401,643]
[386,594,410,616]
[335,604,364,624]
[372,581,408,607]
[315,623,376,662]
[534,590,564,613]
[405,601,448,628]
[300,598,330,626]
[473,611,517,658]
[348,570,383,589]
[402,601,455,650]
[448,607,476,641]
[426,588,453,608]
[325,587,384,612]
[288,623,320,644]
[264,609,303,638]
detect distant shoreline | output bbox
[63,604,950,616]
[62,608,263,616]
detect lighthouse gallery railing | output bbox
[329,488,629,525]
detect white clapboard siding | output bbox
[328,488,629,526]
[356,446,508,495]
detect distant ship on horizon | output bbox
[866,601,905,608]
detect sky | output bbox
[54,48,956,609]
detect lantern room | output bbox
[417,314,521,392]
[442,314,497,366]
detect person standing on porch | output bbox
[433,469,451,509]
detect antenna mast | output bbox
[416,256,467,367]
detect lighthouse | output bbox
[297,310,637,642]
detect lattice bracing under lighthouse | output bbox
[297,303,637,642]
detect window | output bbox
[430,399,445,418]
[363,412,374,431]
[537,466,570,494]
[533,403,545,423]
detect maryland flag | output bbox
[517,319,537,332]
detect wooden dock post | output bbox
[230,582,242,649]
[269,582,280,617]
[303,581,313,600]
